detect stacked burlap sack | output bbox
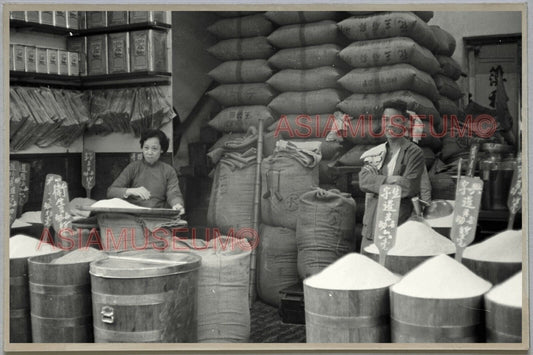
[263,11,351,186]
[207,12,277,138]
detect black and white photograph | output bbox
[2,2,529,352]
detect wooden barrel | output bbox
[304,284,391,342]
[462,258,521,285]
[363,250,436,275]
[485,298,521,342]
[90,251,201,343]
[10,256,32,343]
[390,291,485,342]
[28,251,94,342]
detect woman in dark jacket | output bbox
[359,100,426,252]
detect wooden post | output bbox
[249,119,264,306]
[17,163,30,216]
[373,184,402,266]
[9,161,21,227]
[506,158,522,230]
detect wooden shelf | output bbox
[10,71,81,88]
[10,71,171,89]
[77,22,171,36]
[10,19,170,37]
[81,71,171,88]
[10,19,75,35]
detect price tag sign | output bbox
[451,177,483,261]
[41,174,63,227]
[507,160,522,229]
[50,180,73,234]
[373,184,402,266]
[9,161,21,227]
[82,150,96,197]
[18,163,31,214]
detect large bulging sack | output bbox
[338,12,438,51]
[207,37,275,61]
[437,95,461,118]
[268,113,338,139]
[267,66,344,92]
[262,134,343,159]
[430,25,456,56]
[208,60,273,84]
[172,237,251,343]
[338,144,378,166]
[269,88,343,114]
[436,55,462,81]
[257,225,299,307]
[268,44,342,70]
[296,188,356,278]
[207,83,276,106]
[338,63,440,102]
[339,37,440,75]
[338,90,441,128]
[261,152,319,229]
[433,74,463,100]
[267,20,341,48]
[265,11,338,25]
[207,150,257,234]
[209,106,275,133]
[207,14,273,39]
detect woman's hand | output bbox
[125,187,151,200]
[172,203,185,216]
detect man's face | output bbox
[383,108,407,139]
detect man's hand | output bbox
[385,175,403,184]
[125,187,151,200]
[362,164,379,175]
[172,203,185,216]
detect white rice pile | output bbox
[304,253,400,290]
[91,198,149,209]
[391,254,492,299]
[463,230,522,263]
[9,234,57,259]
[485,272,522,308]
[365,221,456,256]
[51,247,106,264]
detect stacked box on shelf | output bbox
[264,11,350,187]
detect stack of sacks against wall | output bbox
[337,12,444,152]
[365,220,456,256]
[207,13,277,137]
[391,254,492,299]
[265,11,349,182]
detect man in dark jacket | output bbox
[359,100,426,252]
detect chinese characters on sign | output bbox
[451,177,483,261]
[9,161,21,227]
[41,174,63,227]
[373,184,402,265]
[50,180,73,233]
[18,163,30,215]
[82,150,96,197]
